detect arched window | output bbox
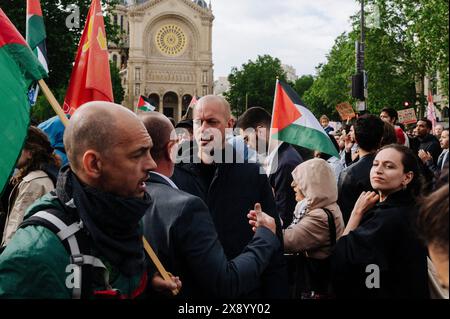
[148,94,160,109]
[163,92,178,119]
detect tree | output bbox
[363,0,448,115]
[302,33,355,120]
[224,55,287,116]
[302,0,448,119]
[3,0,122,122]
[293,75,314,99]
[110,62,124,104]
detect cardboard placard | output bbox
[336,102,356,121]
[398,108,417,125]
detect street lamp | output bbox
[352,0,367,111]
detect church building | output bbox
[109,0,214,122]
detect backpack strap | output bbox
[20,208,109,299]
[322,208,336,247]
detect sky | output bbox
[211,0,359,80]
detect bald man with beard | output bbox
[0,102,179,299]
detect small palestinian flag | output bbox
[137,95,155,112]
[26,0,49,105]
[271,80,339,158]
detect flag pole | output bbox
[265,77,282,176]
[143,237,179,296]
[38,79,69,127]
[267,77,281,154]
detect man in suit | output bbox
[337,115,385,224]
[139,112,281,298]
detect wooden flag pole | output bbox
[38,79,69,127]
[143,236,179,296]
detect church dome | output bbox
[193,0,208,9]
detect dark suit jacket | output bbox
[268,143,303,228]
[418,134,442,165]
[337,154,376,224]
[143,173,280,298]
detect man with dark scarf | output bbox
[0,102,179,298]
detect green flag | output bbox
[0,8,48,194]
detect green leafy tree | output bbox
[363,0,448,115]
[302,0,448,119]
[302,33,355,120]
[110,62,124,104]
[224,55,287,116]
[293,75,314,99]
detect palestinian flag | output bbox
[271,80,339,158]
[26,0,49,105]
[137,95,155,112]
[0,8,48,194]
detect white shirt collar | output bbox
[265,141,283,176]
[149,171,179,189]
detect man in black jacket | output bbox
[236,107,303,228]
[415,119,442,165]
[337,115,384,224]
[171,96,288,298]
[412,119,442,192]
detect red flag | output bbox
[63,0,113,115]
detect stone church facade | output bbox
[109,0,214,122]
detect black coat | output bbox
[171,147,289,298]
[268,143,303,228]
[142,173,280,298]
[418,134,442,166]
[337,154,376,224]
[410,134,442,191]
[331,190,429,299]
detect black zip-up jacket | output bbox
[171,146,289,298]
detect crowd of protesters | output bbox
[0,100,448,299]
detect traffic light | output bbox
[404,101,410,108]
[352,73,365,101]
